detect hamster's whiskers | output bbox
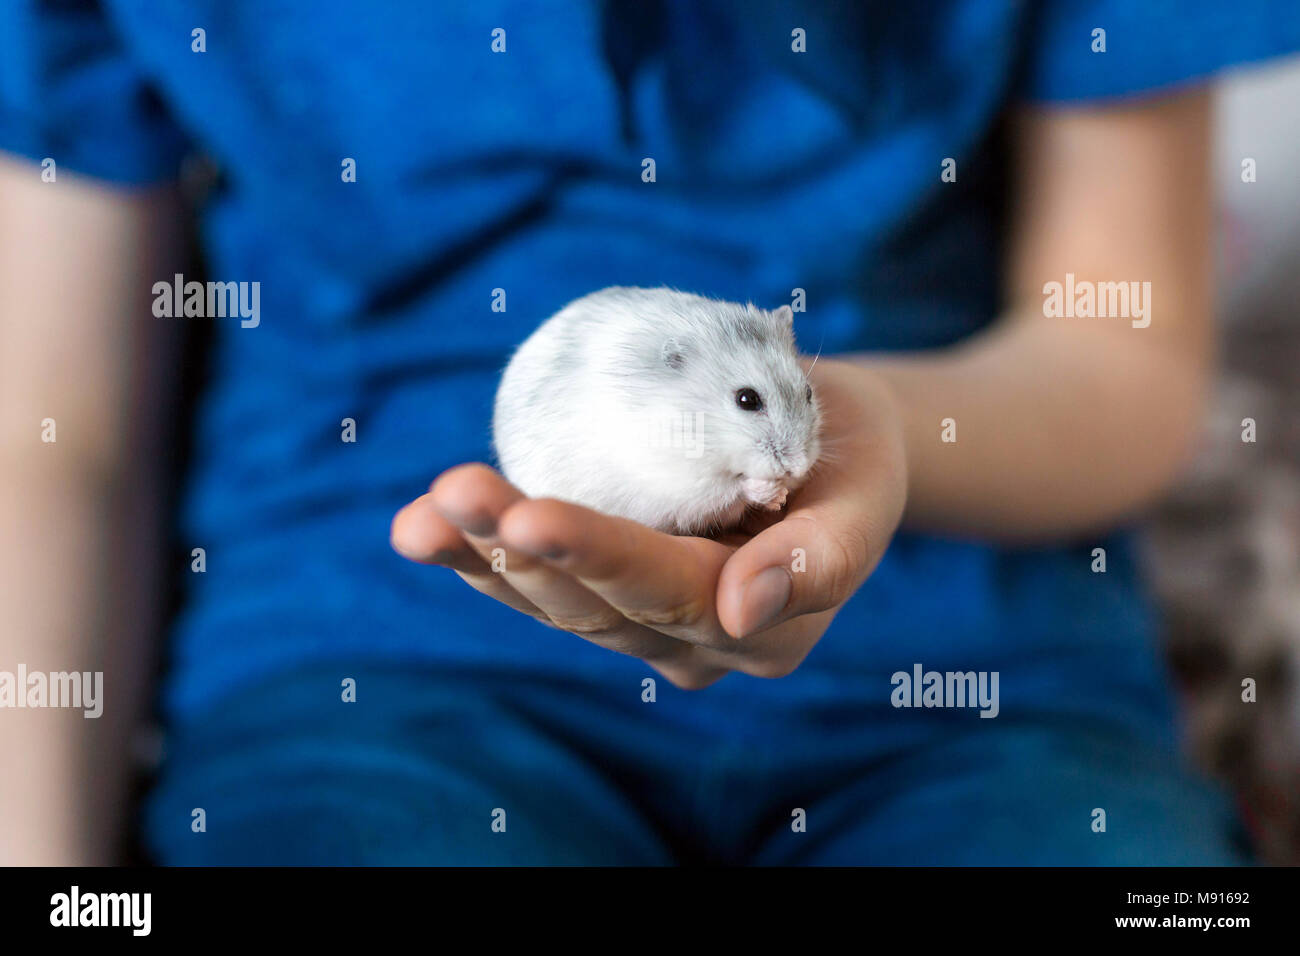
[802,452,837,477]
[806,346,823,374]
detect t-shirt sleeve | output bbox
[0,0,189,183]
[1018,0,1300,102]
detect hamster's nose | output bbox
[772,446,807,480]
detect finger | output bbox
[426,462,526,541]
[497,497,734,648]
[390,492,546,620]
[429,465,690,663]
[391,493,491,571]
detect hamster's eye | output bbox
[734,387,764,412]
[805,384,813,404]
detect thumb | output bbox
[716,456,905,639]
[715,511,871,639]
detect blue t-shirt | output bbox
[2,1,1296,737]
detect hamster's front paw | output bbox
[741,477,789,511]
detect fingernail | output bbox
[737,566,793,638]
[446,509,496,537]
[504,534,566,561]
[517,541,567,560]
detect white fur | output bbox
[492,287,822,534]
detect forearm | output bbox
[857,92,1214,542]
[857,308,1211,541]
[0,159,182,863]
[0,465,165,864]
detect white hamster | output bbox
[492,287,822,535]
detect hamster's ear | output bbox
[772,305,794,329]
[661,336,686,371]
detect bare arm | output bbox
[866,89,1214,540]
[0,155,184,864]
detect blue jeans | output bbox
[143,664,1250,865]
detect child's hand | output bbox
[391,360,908,689]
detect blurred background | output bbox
[1144,55,1300,864]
